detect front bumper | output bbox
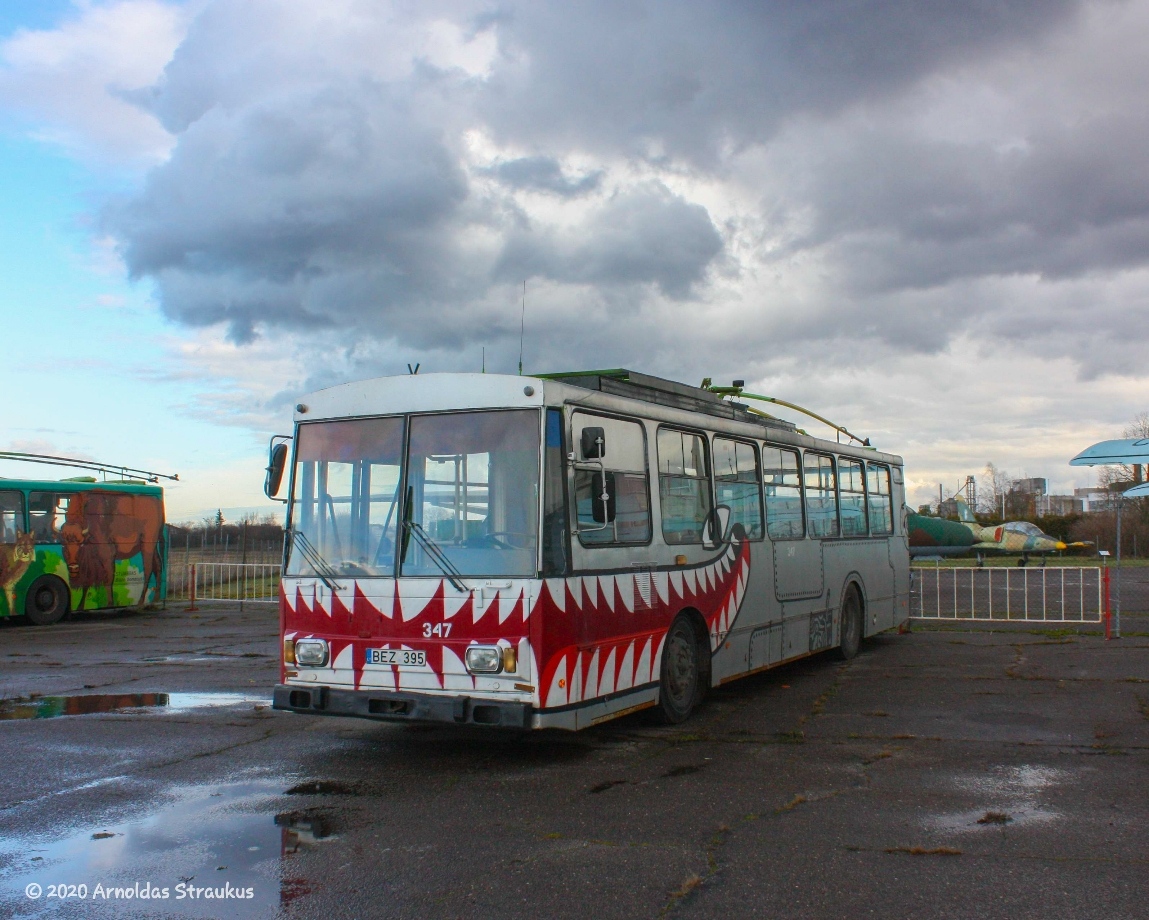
[272,684,532,729]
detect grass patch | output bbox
[1029,628,1079,639]
[863,750,894,765]
[775,730,806,744]
[977,811,1012,825]
[671,873,703,898]
[886,846,962,856]
[775,794,807,813]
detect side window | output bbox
[0,491,25,543]
[762,446,804,539]
[542,409,569,575]
[804,453,839,538]
[657,429,713,545]
[572,413,651,545]
[29,492,71,545]
[839,460,867,537]
[867,464,894,535]
[713,437,762,540]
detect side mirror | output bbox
[591,471,617,524]
[581,427,606,459]
[264,441,289,499]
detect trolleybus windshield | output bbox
[287,409,541,579]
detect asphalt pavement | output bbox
[0,602,1146,920]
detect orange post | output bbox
[188,563,198,612]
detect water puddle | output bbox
[136,656,223,664]
[283,781,358,796]
[926,805,1061,833]
[925,765,1066,834]
[0,779,335,918]
[0,693,270,721]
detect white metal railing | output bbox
[911,566,1104,623]
[187,563,281,606]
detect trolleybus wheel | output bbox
[657,616,703,724]
[836,588,862,660]
[25,576,70,626]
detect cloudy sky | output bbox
[1,0,1146,521]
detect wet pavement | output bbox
[0,604,1147,919]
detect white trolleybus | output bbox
[268,370,910,730]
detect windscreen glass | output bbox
[401,410,540,578]
[287,417,405,577]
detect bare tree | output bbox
[980,462,1011,518]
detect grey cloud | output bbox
[484,156,602,196]
[794,112,1149,293]
[496,184,722,298]
[480,0,1083,165]
[98,0,1149,386]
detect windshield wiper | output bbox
[288,528,344,592]
[405,520,468,593]
[399,486,466,592]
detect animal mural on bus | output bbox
[0,531,35,613]
[281,533,753,709]
[59,492,165,607]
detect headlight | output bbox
[295,638,329,667]
[465,646,503,674]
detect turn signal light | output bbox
[502,646,518,673]
[283,638,296,665]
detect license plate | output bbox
[366,648,427,667]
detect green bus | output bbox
[0,478,167,625]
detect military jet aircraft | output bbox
[909,498,1090,565]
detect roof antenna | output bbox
[407,363,420,375]
[481,346,485,374]
[518,280,526,376]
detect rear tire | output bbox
[25,576,70,626]
[657,616,704,724]
[836,588,862,660]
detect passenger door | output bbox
[763,446,823,600]
[0,491,29,616]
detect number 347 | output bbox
[422,623,452,638]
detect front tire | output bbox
[657,616,704,724]
[836,588,862,660]
[25,576,70,626]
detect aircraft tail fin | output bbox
[954,497,977,523]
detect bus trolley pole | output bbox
[188,563,198,612]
